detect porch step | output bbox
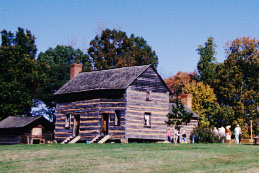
[98,135,110,144]
[61,136,73,144]
[93,135,104,143]
[68,136,81,144]
[90,135,100,144]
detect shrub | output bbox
[192,127,223,143]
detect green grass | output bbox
[0,143,259,173]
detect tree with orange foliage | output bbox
[164,71,197,98]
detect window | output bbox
[65,114,71,128]
[144,112,151,127]
[32,128,42,136]
[146,90,151,101]
[115,110,121,126]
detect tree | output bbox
[213,105,236,128]
[183,81,217,127]
[166,99,193,143]
[214,37,259,124]
[88,29,158,70]
[164,71,197,99]
[0,27,44,120]
[36,45,92,121]
[166,99,193,128]
[197,37,218,84]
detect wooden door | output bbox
[73,115,80,137]
[101,114,109,136]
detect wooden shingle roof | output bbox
[54,64,151,95]
[0,116,42,128]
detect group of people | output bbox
[168,124,242,144]
[167,127,186,144]
[214,124,242,144]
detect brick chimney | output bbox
[180,94,193,110]
[70,64,82,80]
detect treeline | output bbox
[1,27,258,137]
[0,27,158,121]
[165,37,259,138]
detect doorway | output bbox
[101,113,109,136]
[73,115,80,137]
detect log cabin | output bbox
[0,116,54,144]
[54,64,171,143]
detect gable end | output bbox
[129,66,171,93]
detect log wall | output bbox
[0,136,21,145]
[125,67,170,141]
[99,99,126,140]
[179,119,198,143]
[55,97,126,142]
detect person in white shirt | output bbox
[213,127,219,139]
[219,126,226,143]
[234,124,241,144]
[174,129,179,144]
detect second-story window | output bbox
[146,90,151,101]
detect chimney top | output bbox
[70,63,82,80]
[179,94,193,110]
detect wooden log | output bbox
[99,103,126,107]
[80,127,99,131]
[126,134,167,140]
[109,130,124,133]
[127,105,168,111]
[126,114,167,121]
[127,89,168,96]
[80,122,99,126]
[127,99,169,106]
[79,130,98,133]
[80,120,99,123]
[99,107,126,110]
[109,132,125,136]
[126,128,166,133]
[80,133,98,137]
[55,134,71,137]
[126,109,168,115]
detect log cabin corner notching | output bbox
[54,64,171,143]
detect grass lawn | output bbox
[0,143,258,173]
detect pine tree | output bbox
[166,99,193,128]
[197,37,218,84]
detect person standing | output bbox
[219,126,226,143]
[190,133,195,144]
[226,125,232,143]
[174,128,179,144]
[167,127,171,143]
[213,127,220,139]
[182,128,186,143]
[234,124,241,144]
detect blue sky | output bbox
[1,0,259,78]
